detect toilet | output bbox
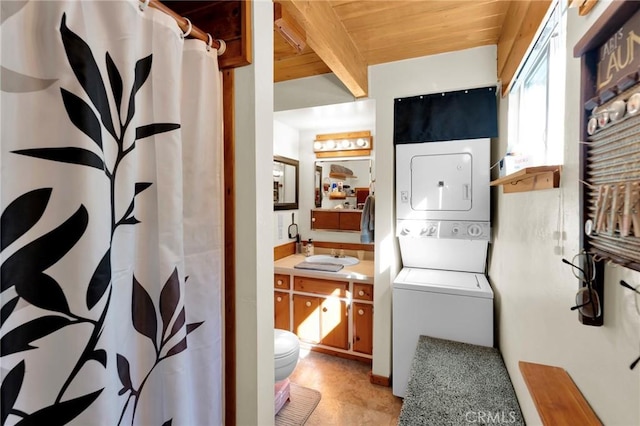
[274,329,300,382]
[274,329,300,415]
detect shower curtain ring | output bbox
[139,0,150,11]
[180,18,192,39]
[216,39,227,56]
[207,33,213,52]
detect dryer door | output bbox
[411,153,472,212]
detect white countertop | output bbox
[274,254,374,284]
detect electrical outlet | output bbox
[553,246,563,256]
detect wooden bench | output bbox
[519,361,602,426]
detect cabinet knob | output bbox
[358,290,365,296]
[358,309,365,315]
[277,279,283,285]
[322,307,328,312]
[276,296,282,302]
[312,217,316,222]
[305,301,312,307]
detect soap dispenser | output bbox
[306,239,314,257]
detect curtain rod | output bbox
[141,0,225,53]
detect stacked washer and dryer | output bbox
[392,137,494,398]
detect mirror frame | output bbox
[273,155,299,211]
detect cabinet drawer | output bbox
[294,276,348,297]
[274,274,290,290]
[353,283,373,301]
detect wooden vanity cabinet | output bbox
[274,273,373,360]
[311,210,362,231]
[274,291,290,330]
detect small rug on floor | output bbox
[275,383,321,426]
[399,336,525,426]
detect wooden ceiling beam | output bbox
[279,0,368,98]
[497,0,552,96]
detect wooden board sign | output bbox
[596,8,640,95]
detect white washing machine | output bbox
[392,251,494,397]
[392,138,494,398]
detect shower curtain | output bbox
[1,1,223,424]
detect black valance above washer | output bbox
[393,86,498,144]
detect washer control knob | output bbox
[467,224,482,237]
[452,226,459,235]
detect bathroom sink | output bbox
[304,254,360,266]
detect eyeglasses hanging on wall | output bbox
[562,251,602,320]
[619,280,640,370]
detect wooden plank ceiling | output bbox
[161,1,552,98]
[275,0,552,98]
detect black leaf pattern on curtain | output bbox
[12,147,105,171]
[0,296,19,327]
[1,316,72,356]
[15,389,103,425]
[59,13,116,140]
[106,53,124,115]
[86,249,111,310]
[166,307,185,342]
[1,205,88,293]
[60,88,103,150]
[118,269,205,424]
[160,269,180,339]
[2,10,200,424]
[132,276,160,353]
[136,123,181,141]
[0,188,52,251]
[162,420,172,426]
[1,361,25,424]
[116,354,134,396]
[125,55,153,128]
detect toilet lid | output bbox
[274,329,299,359]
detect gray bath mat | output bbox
[275,383,321,426]
[398,336,524,426]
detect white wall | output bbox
[274,74,354,111]
[369,45,499,380]
[489,4,640,425]
[273,120,301,247]
[234,1,274,424]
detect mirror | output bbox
[314,165,322,208]
[314,159,372,210]
[274,156,299,210]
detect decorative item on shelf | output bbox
[313,130,373,158]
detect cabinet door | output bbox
[293,295,321,344]
[311,210,339,230]
[320,298,349,350]
[274,291,290,330]
[353,302,373,355]
[339,211,362,231]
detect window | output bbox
[508,2,566,167]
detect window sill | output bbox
[490,166,562,193]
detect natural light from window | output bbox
[508,1,566,168]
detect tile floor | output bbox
[288,348,403,426]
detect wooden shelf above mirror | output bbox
[490,166,562,193]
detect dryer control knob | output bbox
[467,224,482,237]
